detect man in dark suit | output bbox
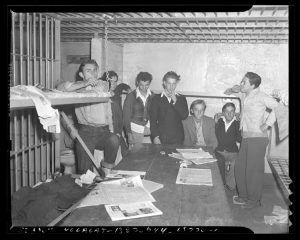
[150,71,189,144]
[182,99,218,150]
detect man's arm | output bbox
[149,96,160,143]
[172,95,189,120]
[224,85,242,97]
[122,93,133,136]
[56,79,99,92]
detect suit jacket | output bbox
[150,93,189,144]
[182,115,218,149]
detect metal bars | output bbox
[10,12,59,194]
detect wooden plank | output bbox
[10,96,109,110]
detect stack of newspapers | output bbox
[76,170,163,221]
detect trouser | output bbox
[75,124,120,174]
[217,151,238,190]
[131,126,151,145]
[235,137,268,202]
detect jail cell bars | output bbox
[10,12,60,194]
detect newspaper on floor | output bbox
[264,205,290,225]
[10,85,60,133]
[106,170,146,179]
[141,179,164,193]
[105,201,163,221]
[76,175,156,209]
[176,168,213,186]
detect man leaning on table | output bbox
[56,59,120,178]
[224,72,279,209]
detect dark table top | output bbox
[60,144,233,226]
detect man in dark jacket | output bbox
[123,72,154,149]
[150,71,189,144]
[214,102,242,191]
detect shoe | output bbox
[233,195,248,205]
[241,200,261,209]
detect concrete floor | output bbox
[223,173,290,233]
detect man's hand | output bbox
[235,112,241,121]
[153,136,161,144]
[214,112,223,123]
[224,85,241,95]
[170,92,177,104]
[260,123,269,132]
[86,78,99,87]
[128,133,134,150]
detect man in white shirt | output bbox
[224,72,279,209]
[57,59,120,177]
[123,72,154,149]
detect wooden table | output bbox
[60,144,233,226]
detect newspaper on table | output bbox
[176,148,214,160]
[77,176,156,209]
[105,201,163,221]
[142,179,164,193]
[176,168,213,186]
[106,170,146,179]
[169,153,216,165]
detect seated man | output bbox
[56,59,120,177]
[182,99,218,149]
[214,102,242,191]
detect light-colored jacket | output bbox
[182,115,218,149]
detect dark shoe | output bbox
[241,200,261,209]
[233,195,248,205]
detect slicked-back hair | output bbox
[162,71,181,83]
[100,71,118,81]
[222,102,236,112]
[245,72,261,88]
[135,72,153,87]
[78,59,99,74]
[190,99,206,115]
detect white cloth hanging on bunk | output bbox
[10,85,61,133]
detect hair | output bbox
[135,72,152,86]
[162,71,181,83]
[190,99,206,115]
[78,59,99,74]
[99,71,119,90]
[100,71,119,81]
[245,72,261,88]
[113,83,131,96]
[222,102,236,112]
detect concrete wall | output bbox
[91,39,123,81]
[123,43,289,172]
[61,42,91,82]
[60,40,123,83]
[123,43,288,95]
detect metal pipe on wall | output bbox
[45,16,49,178]
[27,13,32,186]
[19,12,26,188]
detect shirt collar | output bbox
[221,116,236,125]
[136,88,152,99]
[161,91,179,98]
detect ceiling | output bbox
[43,5,288,44]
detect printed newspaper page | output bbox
[176,168,213,186]
[105,201,163,221]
